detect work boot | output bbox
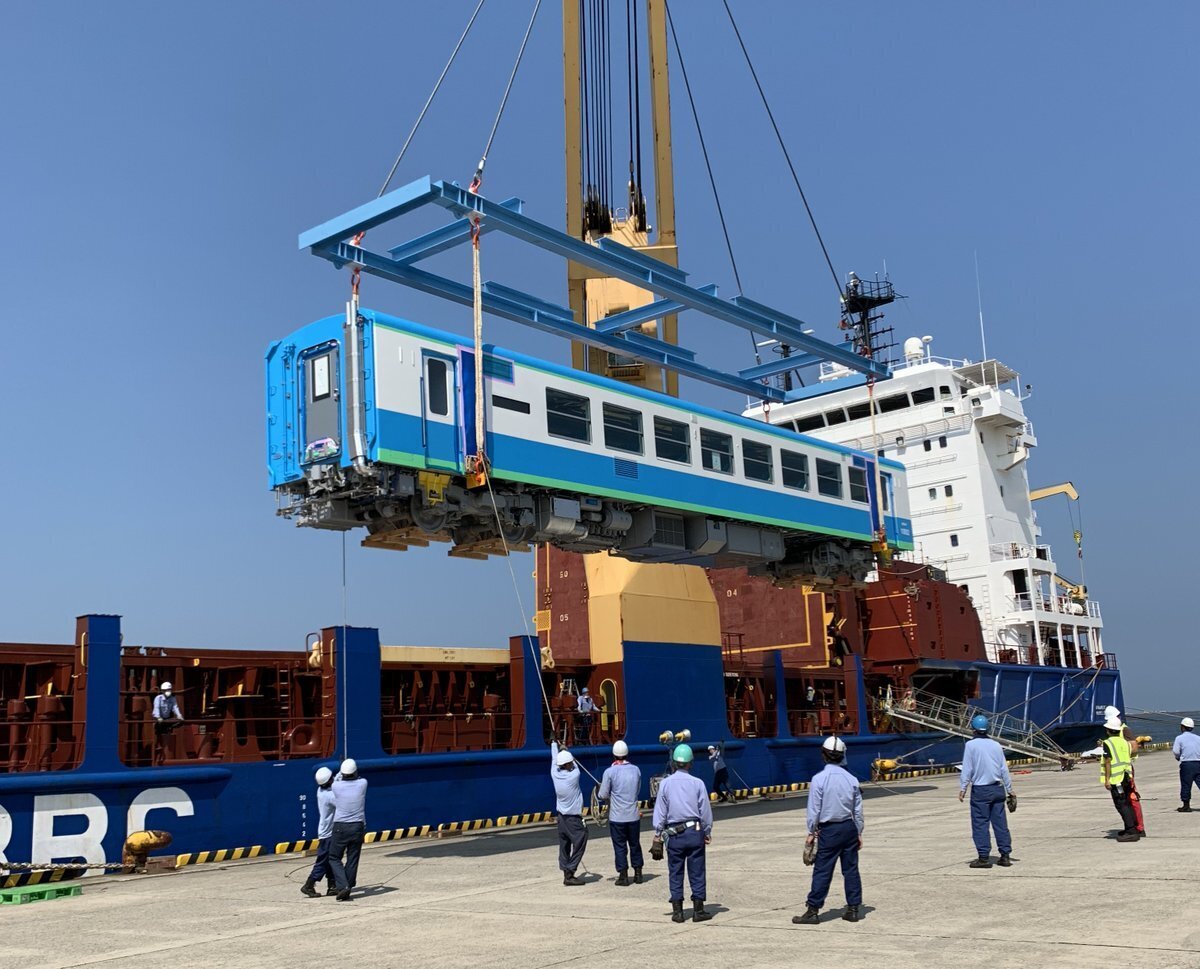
[1116,832,1139,843]
[692,900,713,923]
[563,870,585,886]
[842,905,861,923]
[969,857,993,868]
[671,900,687,923]
[997,854,1012,867]
[1178,804,1192,813]
[336,889,352,901]
[300,879,319,898]
[615,869,630,886]
[325,882,338,896]
[634,868,644,884]
[792,906,820,925]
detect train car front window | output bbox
[816,458,843,498]
[700,429,734,474]
[654,416,690,464]
[546,388,591,442]
[849,467,869,503]
[742,440,773,482]
[603,403,643,454]
[781,450,809,490]
[310,354,331,401]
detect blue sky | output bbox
[2,2,1196,709]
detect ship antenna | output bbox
[974,249,988,360]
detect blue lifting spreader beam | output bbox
[299,176,890,403]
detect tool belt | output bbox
[664,820,701,836]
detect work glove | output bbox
[1006,793,1018,813]
[650,838,664,861]
[803,838,817,866]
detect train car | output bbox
[266,309,913,583]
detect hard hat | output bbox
[970,714,989,732]
[581,687,589,694]
[822,736,846,754]
[340,758,358,776]
[1104,705,1121,721]
[1104,717,1123,731]
[314,767,333,786]
[707,745,716,752]
[672,743,694,764]
[1182,717,1195,729]
[160,681,173,692]
[612,740,629,758]
[556,749,575,767]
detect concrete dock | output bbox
[5,751,1197,969]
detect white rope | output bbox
[472,220,486,471]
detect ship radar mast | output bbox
[838,272,898,365]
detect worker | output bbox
[327,758,368,900]
[576,688,599,744]
[1102,705,1145,836]
[1100,717,1140,842]
[152,681,184,766]
[1172,716,1200,812]
[598,740,643,885]
[651,744,714,923]
[793,736,864,925]
[957,714,1014,868]
[551,741,588,885]
[708,743,732,802]
[300,766,337,898]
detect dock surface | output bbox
[5,752,1196,969]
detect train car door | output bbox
[421,351,460,470]
[300,343,341,464]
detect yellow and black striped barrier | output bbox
[3,868,84,889]
[496,812,554,827]
[175,845,264,867]
[366,826,432,843]
[436,819,493,834]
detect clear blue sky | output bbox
[2,3,1196,709]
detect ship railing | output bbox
[990,543,1052,563]
[383,711,529,755]
[120,711,336,766]
[0,710,86,773]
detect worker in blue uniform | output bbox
[328,758,368,900]
[959,714,1014,867]
[708,743,732,802]
[598,740,643,885]
[1172,716,1200,812]
[301,766,337,898]
[793,735,864,925]
[651,744,714,923]
[152,681,184,765]
[551,741,588,885]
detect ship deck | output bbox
[6,752,1196,969]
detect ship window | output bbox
[310,354,331,401]
[939,435,948,448]
[881,472,892,511]
[493,395,530,414]
[743,440,773,482]
[939,385,952,399]
[654,416,691,464]
[794,414,824,432]
[847,402,872,420]
[603,403,643,454]
[950,534,960,548]
[546,388,591,442]
[816,458,843,498]
[781,450,809,490]
[879,393,910,413]
[427,358,449,416]
[945,484,954,497]
[923,440,932,452]
[944,406,955,416]
[849,467,869,503]
[912,387,935,405]
[928,488,937,500]
[824,409,847,426]
[700,429,734,474]
[999,485,1004,497]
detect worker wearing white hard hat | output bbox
[301,766,338,898]
[794,736,864,926]
[328,758,368,900]
[1098,706,1145,835]
[598,739,644,885]
[151,680,185,766]
[1172,716,1200,812]
[576,688,600,744]
[1100,718,1139,841]
[550,741,588,885]
[708,742,731,802]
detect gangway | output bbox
[882,688,1076,768]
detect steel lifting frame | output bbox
[299,176,889,402]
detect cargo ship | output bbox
[0,2,1123,878]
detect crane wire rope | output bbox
[663,2,760,367]
[720,0,843,302]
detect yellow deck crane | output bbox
[1030,482,1087,603]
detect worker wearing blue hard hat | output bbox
[651,743,714,923]
[958,714,1015,868]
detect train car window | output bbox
[700,429,734,474]
[482,355,514,382]
[879,393,910,413]
[849,467,869,503]
[846,402,872,420]
[881,472,892,511]
[602,403,643,454]
[310,354,331,401]
[793,414,824,432]
[546,388,591,442]
[427,358,449,416]
[781,450,809,490]
[654,416,691,464]
[816,458,843,498]
[742,439,773,482]
[824,409,848,425]
[911,387,935,404]
[493,395,530,414]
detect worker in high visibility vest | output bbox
[1103,705,1145,836]
[1101,717,1140,842]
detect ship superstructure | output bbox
[746,336,1106,670]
